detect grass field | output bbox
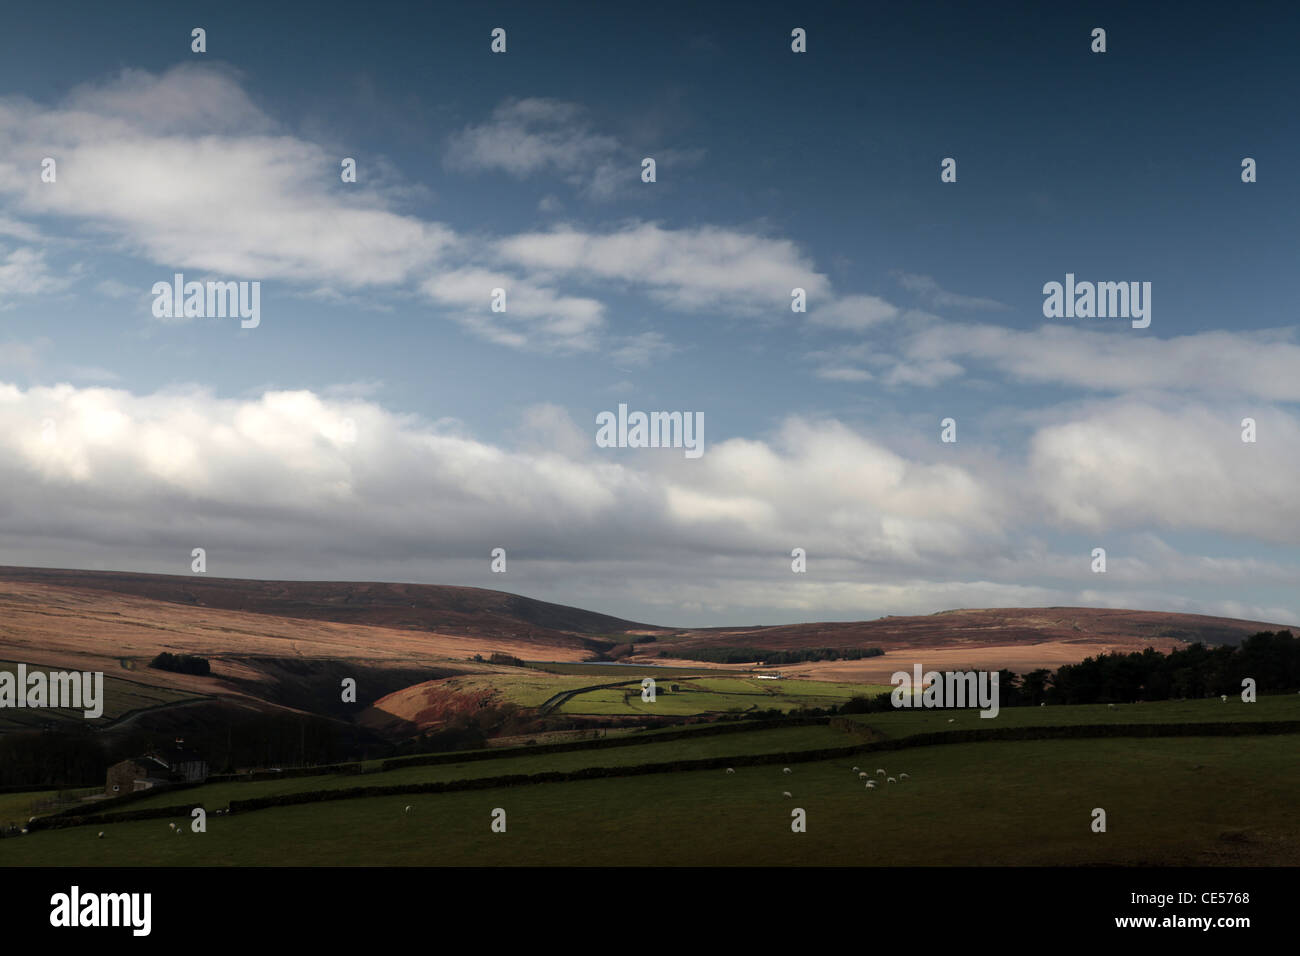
[97,723,857,813]
[431,672,602,707]
[4,733,1295,866]
[29,695,1300,819]
[556,676,895,716]
[526,662,720,679]
[0,788,103,827]
[399,669,893,720]
[0,791,55,828]
[5,694,1297,866]
[853,692,1300,739]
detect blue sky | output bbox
[1,0,1298,626]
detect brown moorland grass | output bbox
[0,579,591,703]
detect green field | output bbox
[556,675,894,716]
[96,723,855,813]
[436,672,602,707]
[4,733,1296,866]
[525,662,722,679]
[852,692,1300,739]
[5,694,1297,866]
[0,791,55,828]
[0,788,102,828]
[436,667,893,717]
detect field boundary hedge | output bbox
[181,718,835,787]
[32,718,1300,829]
[207,762,365,784]
[215,719,1300,818]
[30,781,203,822]
[26,802,204,832]
[376,716,834,772]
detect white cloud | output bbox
[497,222,830,314]
[894,271,1006,310]
[0,246,65,300]
[1029,400,1300,542]
[0,380,1005,580]
[814,366,873,382]
[445,98,625,199]
[808,294,899,331]
[421,267,605,352]
[0,380,1295,625]
[0,65,456,290]
[0,68,836,354]
[903,322,1300,401]
[609,331,676,367]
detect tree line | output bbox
[148,652,211,676]
[659,646,885,665]
[832,630,1300,713]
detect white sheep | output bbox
[725,768,735,774]
[947,718,955,723]
[404,805,412,813]
[899,773,909,781]
[858,772,868,779]
[876,769,886,777]
[865,781,876,789]
[168,823,175,830]
[782,791,793,798]
[852,766,860,772]
[97,832,104,838]
[887,776,897,784]
[1108,703,1115,709]
[1040,702,1046,707]
[783,767,792,775]
[1221,695,1227,703]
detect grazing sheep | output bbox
[97,832,104,839]
[168,823,175,830]
[858,772,868,779]
[1040,702,1046,707]
[783,767,792,775]
[1107,703,1115,709]
[876,769,886,777]
[404,805,412,814]
[887,776,897,784]
[852,766,860,772]
[865,781,876,789]
[725,768,735,774]
[899,773,909,781]
[782,791,793,798]
[1221,695,1227,703]
[947,718,955,723]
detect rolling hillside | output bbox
[0,566,1293,737]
